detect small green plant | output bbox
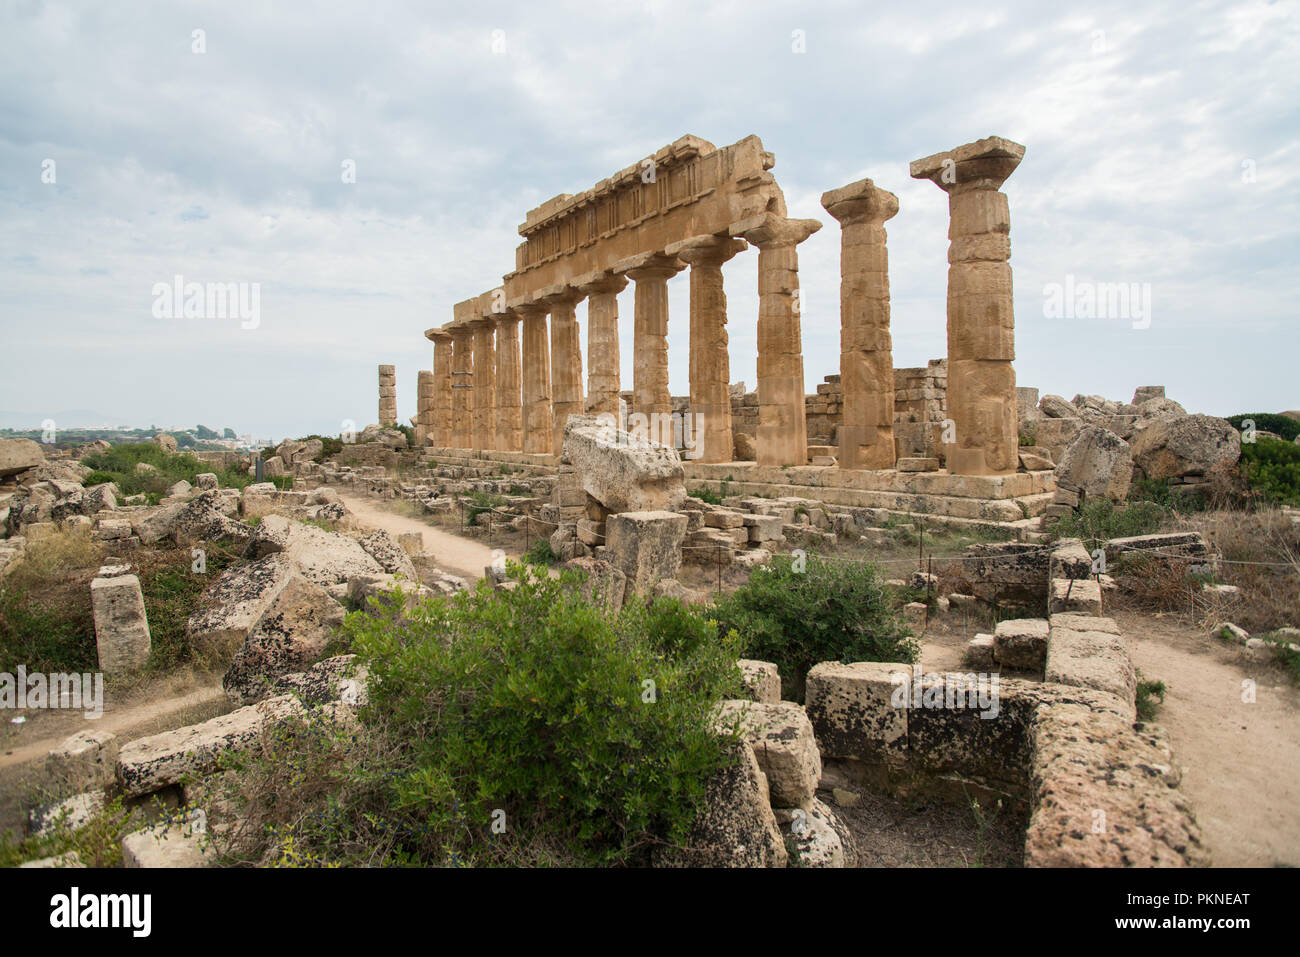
[967,790,1004,868]
[711,553,918,701]
[687,486,724,506]
[1135,669,1167,720]
[1238,436,1300,507]
[523,537,558,566]
[1051,498,1171,547]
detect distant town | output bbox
[0,424,275,453]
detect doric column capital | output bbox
[572,269,629,297]
[665,233,748,267]
[820,179,900,226]
[909,135,1025,193]
[505,292,549,320]
[424,327,452,343]
[611,251,686,282]
[729,213,821,249]
[537,282,585,310]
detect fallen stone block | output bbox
[1045,616,1136,717]
[605,510,687,589]
[716,700,822,810]
[91,573,151,674]
[1049,577,1102,616]
[805,661,913,764]
[29,790,105,838]
[993,618,1050,670]
[122,816,212,868]
[737,659,781,704]
[46,730,118,793]
[185,553,297,658]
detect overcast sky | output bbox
[1,0,1296,440]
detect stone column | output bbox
[415,370,434,446]
[469,317,497,451]
[911,136,1025,475]
[821,179,900,470]
[539,284,585,458]
[425,328,453,448]
[516,301,552,455]
[730,214,821,467]
[494,311,523,452]
[378,364,397,427]
[449,326,474,449]
[574,271,628,419]
[667,234,747,463]
[613,252,686,448]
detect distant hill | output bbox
[0,409,129,430]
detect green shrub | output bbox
[523,538,558,566]
[1051,498,1171,547]
[1238,436,1300,507]
[80,442,261,497]
[687,486,724,506]
[228,568,745,866]
[1135,670,1167,721]
[1226,413,1300,443]
[711,553,917,700]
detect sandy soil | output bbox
[338,493,512,582]
[1117,609,1300,867]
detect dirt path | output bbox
[338,493,509,582]
[1117,610,1300,867]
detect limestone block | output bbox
[737,659,781,703]
[222,575,347,704]
[775,799,849,868]
[965,634,995,669]
[1045,616,1136,716]
[91,574,151,674]
[1129,414,1241,480]
[654,742,786,868]
[0,437,43,477]
[605,510,686,588]
[805,661,913,763]
[561,414,686,513]
[185,553,298,657]
[716,700,822,809]
[992,618,1049,670]
[46,730,118,793]
[122,818,211,868]
[1049,577,1102,616]
[1054,425,1132,502]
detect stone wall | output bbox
[892,359,948,461]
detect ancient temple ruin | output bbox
[402,133,1049,525]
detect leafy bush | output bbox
[225,568,745,866]
[1135,670,1167,721]
[523,538,558,566]
[1051,498,1171,547]
[1226,413,1300,443]
[711,553,917,700]
[1238,436,1300,507]
[80,442,263,498]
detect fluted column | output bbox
[425,328,453,448]
[539,284,585,457]
[821,179,900,470]
[494,311,523,451]
[613,252,686,448]
[516,301,552,455]
[574,270,628,418]
[911,136,1025,475]
[469,317,497,451]
[449,326,474,449]
[730,214,821,467]
[667,234,747,463]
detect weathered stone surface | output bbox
[154,433,178,453]
[132,502,184,544]
[776,799,849,868]
[1045,615,1136,717]
[1130,413,1240,479]
[122,819,211,868]
[655,741,786,868]
[805,661,912,763]
[29,790,105,837]
[185,553,297,658]
[116,695,301,797]
[560,556,627,612]
[168,491,255,548]
[605,510,687,589]
[91,573,151,673]
[1039,395,1079,419]
[1054,425,1132,502]
[273,654,369,707]
[247,515,383,586]
[1131,386,1165,405]
[357,528,418,581]
[223,576,346,704]
[1025,702,1208,867]
[737,659,781,704]
[195,472,219,490]
[46,730,118,792]
[1049,577,1102,616]
[717,700,822,809]
[993,618,1049,670]
[561,414,686,513]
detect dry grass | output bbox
[1193,508,1300,634]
